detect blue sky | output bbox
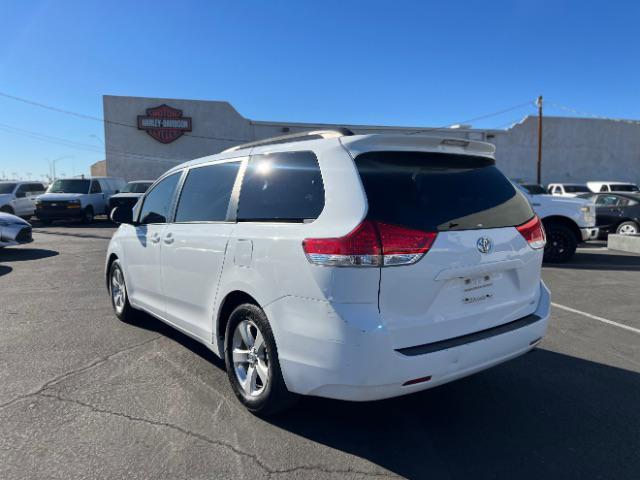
[1,0,639,179]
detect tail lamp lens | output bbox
[516,215,546,250]
[302,220,437,267]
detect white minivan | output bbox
[106,130,551,415]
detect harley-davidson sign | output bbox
[137,104,192,144]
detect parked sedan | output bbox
[578,193,640,235]
[0,212,33,247]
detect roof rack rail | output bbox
[222,128,355,153]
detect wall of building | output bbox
[103,95,640,185]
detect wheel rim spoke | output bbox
[239,320,254,347]
[256,359,269,384]
[254,330,264,351]
[244,365,257,395]
[232,348,249,364]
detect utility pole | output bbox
[536,95,543,184]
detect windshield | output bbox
[356,151,533,232]
[47,179,90,194]
[522,184,547,195]
[122,182,152,193]
[0,183,17,194]
[611,184,639,192]
[564,185,590,193]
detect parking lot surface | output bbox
[1,221,639,479]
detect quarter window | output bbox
[237,151,325,222]
[90,181,102,194]
[175,161,241,222]
[139,173,181,224]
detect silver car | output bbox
[0,212,33,248]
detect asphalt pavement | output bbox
[1,221,638,479]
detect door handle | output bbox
[150,233,161,244]
[163,232,174,245]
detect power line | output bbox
[0,91,248,143]
[0,122,188,166]
[407,99,535,135]
[546,100,640,125]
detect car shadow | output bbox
[0,248,59,262]
[0,264,12,276]
[545,251,640,271]
[128,312,640,479]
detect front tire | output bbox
[109,259,136,322]
[543,222,577,263]
[224,303,297,416]
[616,221,639,235]
[81,206,94,224]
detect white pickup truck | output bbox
[517,184,598,263]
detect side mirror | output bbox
[110,206,134,225]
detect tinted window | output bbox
[611,184,639,192]
[564,185,590,193]
[175,162,241,222]
[29,183,46,193]
[522,184,546,195]
[356,151,533,232]
[238,151,324,222]
[90,181,102,193]
[48,179,90,194]
[139,173,180,224]
[596,195,621,206]
[600,185,609,192]
[0,183,16,194]
[122,182,153,193]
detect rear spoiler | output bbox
[340,134,496,159]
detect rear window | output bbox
[611,184,639,192]
[237,151,324,222]
[356,151,533,232]
[564,185,590,193]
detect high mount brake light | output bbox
[516,215,546,250]
[302,221,437,267]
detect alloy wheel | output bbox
[232,319,270,397]
[110,266,126,314]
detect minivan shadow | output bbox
[129,312,640,479]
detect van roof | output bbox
[167,133,496,175]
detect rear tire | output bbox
[40,219,52,226]
[81,206,94,224]
[109,259,136,322]
[616,221,639,235]
[543,222,577,263]
[224,303,298,416]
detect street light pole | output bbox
[536,95,543,185]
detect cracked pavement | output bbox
[1,221,639,479]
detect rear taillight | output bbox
[516,215,546,250]
[302,220,437,267]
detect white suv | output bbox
[106,130,551,415]
[0,181,47,218]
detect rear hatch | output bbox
[356,151,543,349]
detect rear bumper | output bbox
[267,281,551,401]
[580,227,599,241]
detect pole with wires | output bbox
[536,95,543,184]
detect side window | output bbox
[16,184,29,195]
[553,186,560,194]
[175,161,241,222]
[600,185,609,192]
[237,151,325,222]
[90,181,102,194]
[30,183,45,194]
[139,173,181,224]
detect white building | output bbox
[103,95,640,184]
